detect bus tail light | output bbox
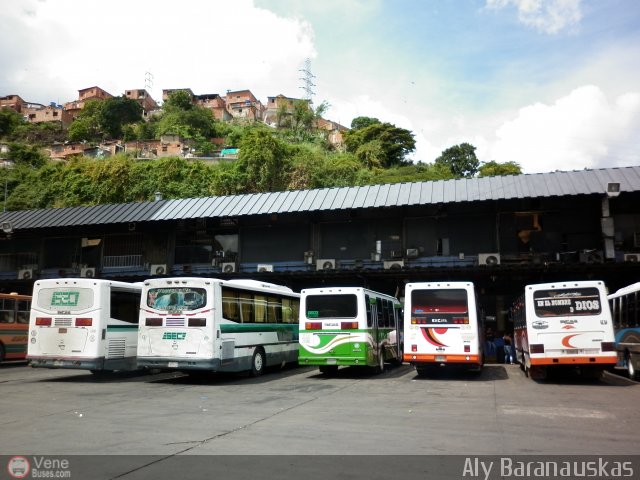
[411,318,427,325]
[75,318,92,327]
[600,341,615,352]
[188,318,206,327]
[36,317,52,326]
[305,322,322,330]
[411,344,417,352]
[464,345,470,353]
[530,344,545,354]
[146,318,162,326]
[341,321,358,330]
[453,317,469,324]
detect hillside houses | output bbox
[1,85,348,160]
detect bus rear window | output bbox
[37,288,94,311]
[410,289,469,324]
[305,294,357,319]
[533,287,601,317]
[147,287,206,312]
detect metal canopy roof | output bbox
[1,166,638,231]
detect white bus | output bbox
[27,278,143,373]
[403,282,484,376]
[137,277,300,376]
[607,282,640,381]
[298,287,402,375]
[512,280,616,380]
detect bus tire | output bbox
[627,352,637,381]
[250,348,266,377]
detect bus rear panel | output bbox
[137,278,300,375]
[299,287,401,372]
[404,282,483,374]
[515,281,616,379]
[28,279,141,372]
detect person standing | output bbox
[503,332,514,364]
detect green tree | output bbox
[0,108,24,138]
[343,122,415,168]
[99,96,143,139]
[434,142,479,178]
[350,116,380,130]
[478,160,522,177]
[237,129,291,192]
[6,142,47,168]
[67,100,103,142]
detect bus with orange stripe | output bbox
[0,292,31,362]
[512,280,616,380]
[403,282,484,376]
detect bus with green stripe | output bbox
[298,287,402,375]
[0,293,31,363]
[27,279,142,373]
[137,277,300,376]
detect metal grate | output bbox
[165,318,185,327]
[54,318,72,327]
[107,339,126,358]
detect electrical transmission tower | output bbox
[298,58,316,103]
[145,71,154,91]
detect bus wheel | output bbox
[319,365,338,376]
[627,352,637,381]
[250,348,266,377]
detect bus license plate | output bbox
[58,328,67,334]
[435,355,446,362]
[168,362,178,368]
[326,358,337,365]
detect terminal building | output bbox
[0,166,639,332]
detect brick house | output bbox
[224,89,264,120]
[0,95,26,113]
[125,89,159,119]
[195,93,231,121]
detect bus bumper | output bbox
[137,357,222,371]
[298,356,370,367]
[29,356,106,370]
[404,353,481,364]
[529,356,617,366]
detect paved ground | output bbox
[1,361,638,479]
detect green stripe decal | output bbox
[220,324,298,334]
[106,325,139,331]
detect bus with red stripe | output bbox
[512,280,616,380]
[403,282,484,376]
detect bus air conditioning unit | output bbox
[18,268,34,280]
[383,260,404,270]
[80,267,96,278]
[478,253,501,266]
[257,264,274,272]
[624,253,640,262]
[221,262,236,273]
[316,259,336,270]
[150,264,167,275]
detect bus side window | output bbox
[222,288,240,322]
[0,310,12,323]
[376,298,383,328]
[366,295,373,328]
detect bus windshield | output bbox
[305,294,357,319]
[36,287,95,311]
[410,289,469,323]
[533,287,601,317]
[147,287,207,312]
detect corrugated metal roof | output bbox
[2,166,639,230]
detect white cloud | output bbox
[1,0,316,105]
[486,85,640,173]
[486,0,582,34]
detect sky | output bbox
[1,0,639,174]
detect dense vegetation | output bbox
[0,93,521,211]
